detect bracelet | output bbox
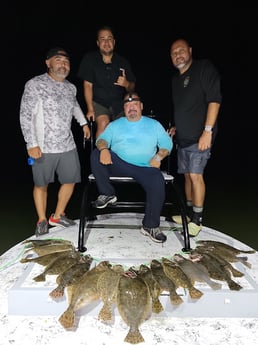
[154,154,162,162]
[99,148,109,152]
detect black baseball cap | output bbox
[46,47,70,60]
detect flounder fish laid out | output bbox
[97,264,124,321]
[131,264,164,314]
[193,246,244,278]
[161,257,203,299]
[173,253,222,290]
[189,250,243,291]
[49,254,93,299]
[18,238,257,344]
[22,238,73,247]
[59,261,111,329]
[116,270,151,344]
[24,243,75,256]
[195,240,254,268]
[150,259,184,305]
[20,249,74,266]
[33,250,86,282]
[195,240,256,254]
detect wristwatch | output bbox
[204,125,213,132]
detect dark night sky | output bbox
[2,4,256,185]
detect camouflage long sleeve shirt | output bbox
[19,73,87,153]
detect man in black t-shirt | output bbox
[169,38,222,237]
[77,26,136,138]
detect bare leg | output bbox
[53,183,75,219]
[95,114,110,138]
[190,173,205,208]
[33,185,48,222]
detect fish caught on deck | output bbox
[49,254,93,299]
[161,257,203,299]
[150,259,183,305]
[173,253,222,290]
[33,250,85,282]
[58,261,111,329]
[116,270,151,344]
[97,264,124,321]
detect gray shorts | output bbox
[93,101,124,121]
[32,149,81,187]
[177,143,211,174]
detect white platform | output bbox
[2,213,258,344]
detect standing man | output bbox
[169,38,222,237]
[77,25,136,138]
[90,92,173,243]
[20,47,90,236]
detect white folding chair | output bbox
[78,119,191,253]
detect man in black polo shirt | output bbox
[78,26,136,138]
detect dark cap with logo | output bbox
[46,47,70,60]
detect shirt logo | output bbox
[183,76,190,88]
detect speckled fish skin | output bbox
[195,240,256,254]
[173,254,222,290]
[131,264,164,314]
[49,254,93,299]
[194,246,245,277]
[23,239,73,247]
[58,261,111,329]
[116,271,151,344]
[150,259,183,305]
[25,243,75,256]
[97,264,124,321]
[20,249,74,266]
[33,250,85,282]
[195,244,252,269]
[161,257,203,299]
[189,250,243,291]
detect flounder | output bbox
[150,259,183,305]
[49,254,93,299]
[161,257,203,299]
[97,264,124,321]
[116,270,151,344]
[190,250,243,291]
[20,249,73,266]
[58,261,111,329]
[33,250,85,282]
[131,264,164,314]
[173,253,222,290]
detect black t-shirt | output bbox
[77,51,136,114]
[171,59,222,147]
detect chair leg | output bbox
[78,183,88,252]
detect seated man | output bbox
[90,92,173,243]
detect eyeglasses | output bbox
[123,97,141,104]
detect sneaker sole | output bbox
[48,221,76,228]
[94,196,117,209]
[140,227,166,243]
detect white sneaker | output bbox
[188,222,202,237]
[171,215,191,224]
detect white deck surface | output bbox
[1,213,258,344]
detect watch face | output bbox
[205,126,213,132]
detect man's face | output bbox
[170,40,192,71]
[123,96,143,122]
[46,54,70,80]
[97,30,115,55]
